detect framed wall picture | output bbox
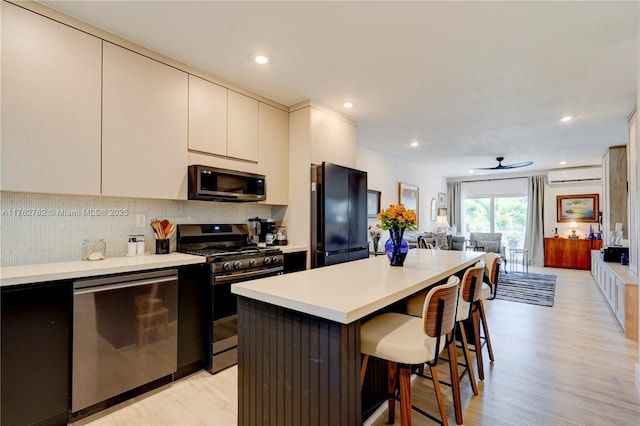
[431,198,437,221]
[438,192,446,206]
[556,194,599,223]
[438,207,448,216]
[367,190,381,219]
[399,182,419,226]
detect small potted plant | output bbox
[369,224,383,255]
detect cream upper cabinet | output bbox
[188,75,227,156]
[258,103,289,205]
[102,42,188,200]
[1,2,102,195]
[310,107,357,167]
[227,91,259,162]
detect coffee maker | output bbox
[259,219,277,245]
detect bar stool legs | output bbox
[479,300,495,363]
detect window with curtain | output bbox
[463,195,528,248]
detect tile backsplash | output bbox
[0,191,275,266]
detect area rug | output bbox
[495,272,557,307]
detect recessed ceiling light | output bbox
[410,141,419,147]
[254,55,269,65]
[560,161,567,165]
[560,116,573,122]
[343,102,353,109]
[468,170,475,174]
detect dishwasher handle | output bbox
[74,269,177,295]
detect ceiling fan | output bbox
[474,156,534,170]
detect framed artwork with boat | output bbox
[557,194,599,222]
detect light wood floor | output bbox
[72,266,639,426]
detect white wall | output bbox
[356,146,446,233]
[544,181,603,239]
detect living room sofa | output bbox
[405,231,466,250]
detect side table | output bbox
[509,248,529,273]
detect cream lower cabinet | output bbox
[258,103,289,205]
[102,42,188,200]
[1,2,102,195]
[591,251,638,340]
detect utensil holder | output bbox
[155,239,170,255]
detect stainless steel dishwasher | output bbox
[71,269,178,418]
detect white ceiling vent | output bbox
[547,167,602,185]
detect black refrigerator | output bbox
[311,162,369,268]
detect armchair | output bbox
[469,232,504,255]
[469,232,507,271]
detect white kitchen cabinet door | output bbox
[188,75,227,156]
[1,2,102,195]
[102,42,188,200]
[310,107,357,167]
[227,91,259,162]
[258,103,289,205]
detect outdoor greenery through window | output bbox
[464,196,528,249]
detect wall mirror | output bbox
[430,198,437,221]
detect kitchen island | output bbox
[231,249,484,426]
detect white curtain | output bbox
[447,181,462,234]
[525,175,545,266]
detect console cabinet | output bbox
[544,238,602,270]
[591,251,639,340]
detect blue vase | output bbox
[385,228,409,266]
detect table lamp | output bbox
[569,221,578,239]
[435,215,450,233]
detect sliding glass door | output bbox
[464,195,528,248]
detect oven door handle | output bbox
[214,267,283,284]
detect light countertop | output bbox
[278,245,308,254]
[232,249,484,324]
[0,253,206,287]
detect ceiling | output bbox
[40,1,639,178]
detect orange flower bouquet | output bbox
[377,204,417,266]
[377,204,417,231]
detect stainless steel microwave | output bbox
[188,165,266,202]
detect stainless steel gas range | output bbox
[177,223,283,373]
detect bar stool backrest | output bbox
[421,275,460,339]
[460,263,485,304]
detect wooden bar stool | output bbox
[407,264,483,396]
[478,252,500,364]
[454,263,485,383]
[360,276,461,426]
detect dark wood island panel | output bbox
[237,296,361,426]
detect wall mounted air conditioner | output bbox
[547,167,602,185]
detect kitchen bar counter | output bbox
[0,253,205,287]
[232,249,484,426]
[232,249,483,323]
[276,244,308,254]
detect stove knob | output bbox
[249,259,257,267]
[263,257,271,265]
[272,256,279,264]
[222,262,231,271]
[233,261,242,270]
